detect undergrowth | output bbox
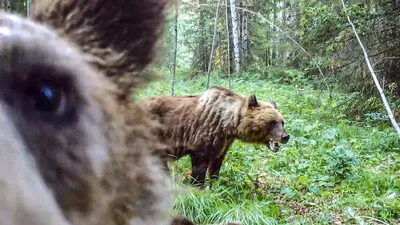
[136,70,400,225]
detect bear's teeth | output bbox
[269,142,274,150]
[274,143,279,151]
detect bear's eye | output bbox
[25,81,65,113]
[267,120,277,131]
[15,65,70,117]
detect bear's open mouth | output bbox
[268,141,281,152]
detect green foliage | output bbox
[295,1,400,117]
[299,3,370,45]
[140,73,399,225]
[3,0,27,16]
[164,0,400,118]
[259,66,310,87]
[299,5,342,44]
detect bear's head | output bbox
[0,0,183,225]
[237,95,290,152]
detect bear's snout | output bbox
[281,134,290,144]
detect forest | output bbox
[4,0,400,224]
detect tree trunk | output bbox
[230,0,240,73]
[206,0,222,89]
[171,3,179,96]
[271,0,278,64]
[240,2,249,70]
[27,0,31,17]
[225,0,231,89]
[282,1,287,60]
[340,0,400,138]
[193,0,208,72]
[226,0,234,74]
[238,1,242,45]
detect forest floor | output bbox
[136,72,400,225]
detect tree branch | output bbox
[340,0,400,138]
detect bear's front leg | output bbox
[190,152,209,187]
[208,148,229,179]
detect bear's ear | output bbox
[29,0,169,101]
[248,94,259,108]
[269,101,277,109]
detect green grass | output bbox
[136,71,400,225]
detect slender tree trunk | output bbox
[206,0,222,89]
[240,2,249,70]
[27,0,31,17]
[226,0,234,74]
[198,0,207,72]
[238,1,242,45]
[282,1,287,59]
[271,0,277,64]
[340,0,400,138]
[171,3,179,96]
[230,0,240,73]
[191,0,207,71]
[225,0,231,89]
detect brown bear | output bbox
[140,86,290,187]
[0,0,196,225]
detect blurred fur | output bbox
[0,0,196,224]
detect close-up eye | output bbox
[13,65,71,117]
[25,81,65,113]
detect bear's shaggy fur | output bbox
[140,86,290,186]
[0,0,196,225]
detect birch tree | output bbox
[27,0,30,16]
[240,2,249,68]
[340,0,400,138]
[230,0,240,73]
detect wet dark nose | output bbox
[281,134,290,144]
